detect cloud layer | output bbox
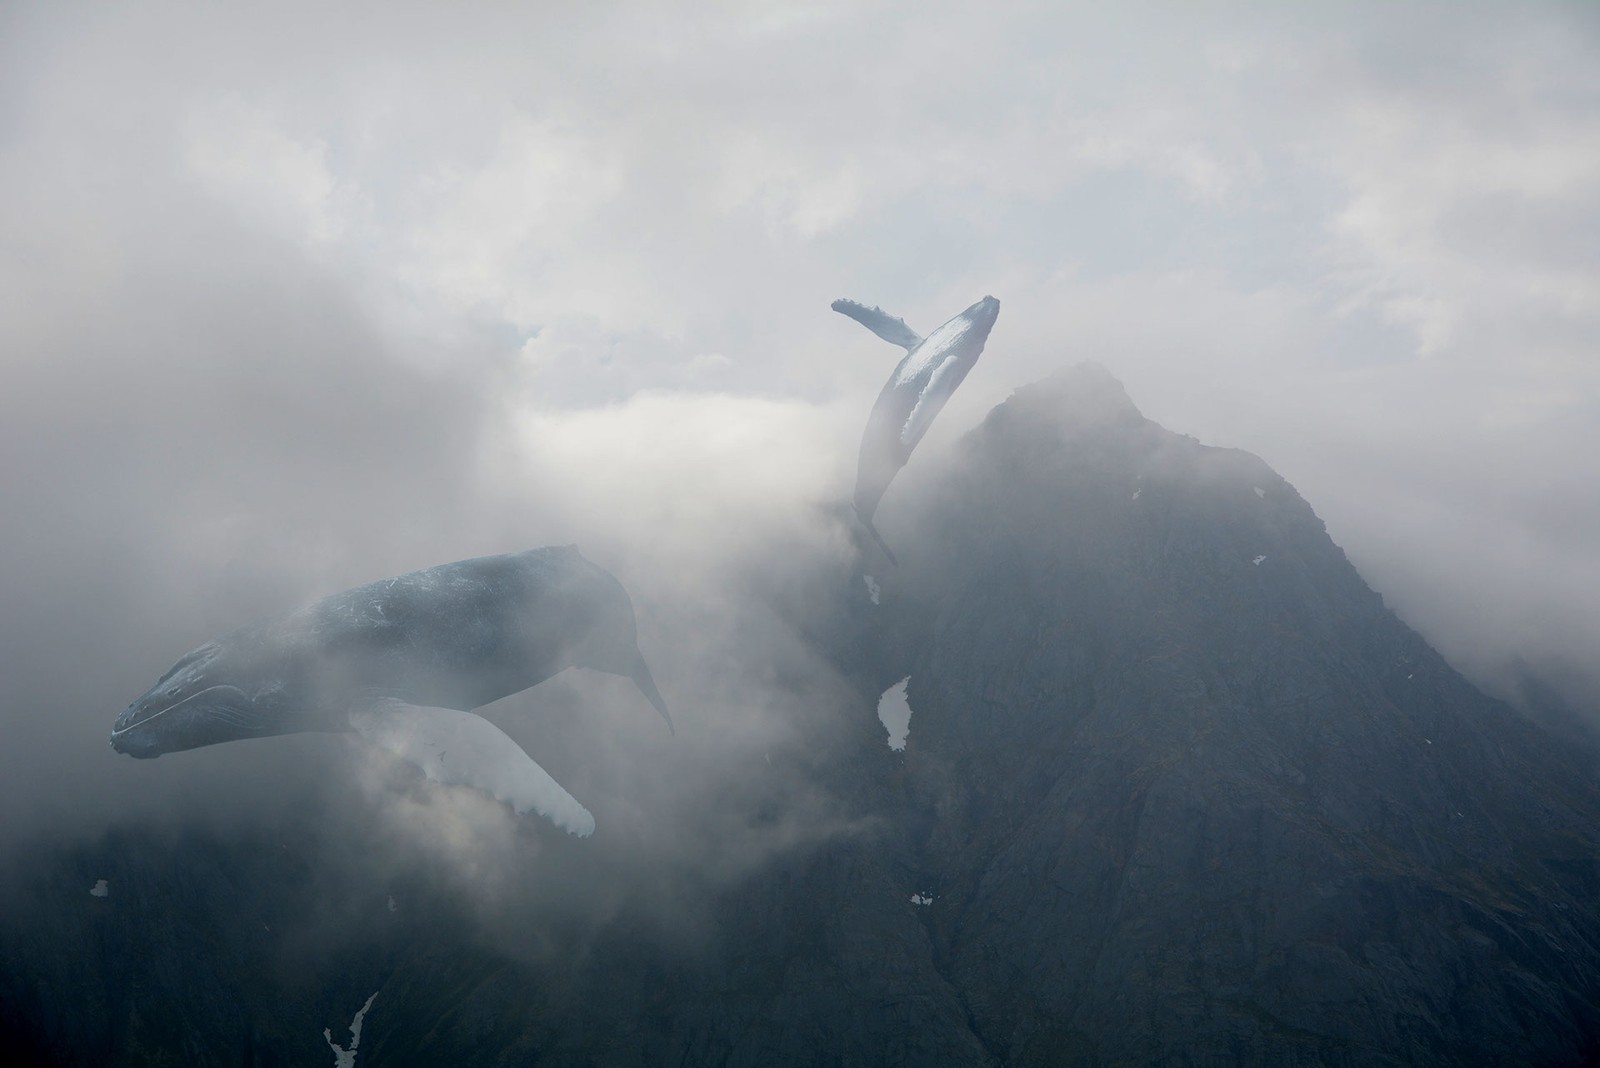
[3,1,1598,873]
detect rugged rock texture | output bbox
[5,364,1599,1066]
[886,365,1600,1065]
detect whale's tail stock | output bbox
[853,505,899,567]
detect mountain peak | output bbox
[882,365,1600,1065]
[993,360,1147,434]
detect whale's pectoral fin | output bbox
[900,355,964,450]
[350,699,595,837]
[831,299,922,351]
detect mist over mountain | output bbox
[5,367,1599,1066]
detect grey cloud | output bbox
[4,1,1600,911]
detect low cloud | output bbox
[3,0,1599,934]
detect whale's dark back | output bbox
[248,546,624,712]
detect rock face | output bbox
[885,365,1600,1065]
[5,364,1600,1066]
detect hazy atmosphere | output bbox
[3,0,1597,874]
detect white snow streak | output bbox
[324,991,379,1068]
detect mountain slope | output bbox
[882,364,1600,1065]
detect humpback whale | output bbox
[833,295,1000,559]
[109,546,671,836]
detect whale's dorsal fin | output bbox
[350,699,595,837]
[831,299,922,351]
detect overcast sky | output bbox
[3,1,1598,849]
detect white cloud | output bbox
[1326,91,1600,363]
[4,0,1600,847]
[184,96,364,247]
[494,389,857,568]
[397,112,627,326]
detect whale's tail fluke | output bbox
[854,506,900,567]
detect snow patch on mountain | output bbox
[877,677,912,751]
[324,991,378,1068]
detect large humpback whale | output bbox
[109,546,671,836]
[833,294,1000,560]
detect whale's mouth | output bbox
[109,684,256,757]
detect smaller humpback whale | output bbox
[833,295,1000,559]
[109,546,671,836]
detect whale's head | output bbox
[952,295,1001,354]
[964,294,1001,335]
[912,295,1000,370]
[109,641,274,758]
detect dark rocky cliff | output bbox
[5,365,1599,1066]
[879,365,1600,1065]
